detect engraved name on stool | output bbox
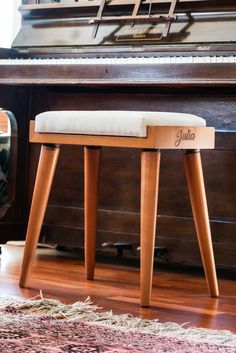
[175,129,196,147]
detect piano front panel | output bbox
[14,2,236,49]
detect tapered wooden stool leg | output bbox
[183,150,219,297]
[140,150,161,307]
[84,147,101,280]
[19,145,60,288]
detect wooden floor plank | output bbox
[0,244,235,332]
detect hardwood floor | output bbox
[0,244,235,332]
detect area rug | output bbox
[0,294,235,353]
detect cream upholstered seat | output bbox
[35,110,206,136]
[20,110,219,307]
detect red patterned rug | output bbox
[0,294,235,353]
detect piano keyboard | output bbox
[0,55,236,65]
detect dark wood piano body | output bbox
[0,0,235,270]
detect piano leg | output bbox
[183,150,219,298]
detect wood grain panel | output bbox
[0,245,236,332]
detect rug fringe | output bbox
[0,292,235,348]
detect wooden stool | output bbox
[19,111,219,307]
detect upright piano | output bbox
[0,0,235,270]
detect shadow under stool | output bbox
[19,111,219,307]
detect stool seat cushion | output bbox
[35,111,206,137]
